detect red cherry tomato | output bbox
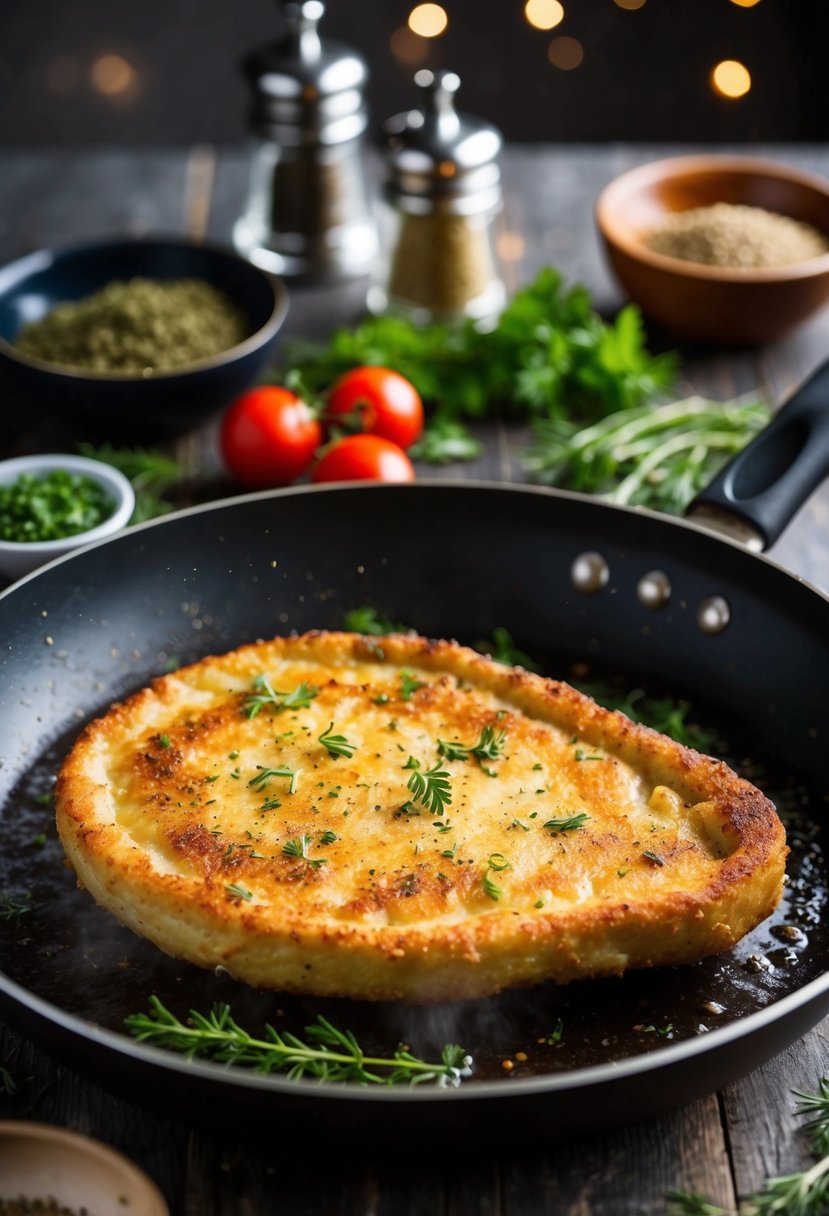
[311,434,416,484]
[220,387,323,489]
[325,367,424,450]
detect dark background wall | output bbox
[0,0,824,147]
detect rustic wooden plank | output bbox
[499,1095,735,1216]
[722,1024,829,1205]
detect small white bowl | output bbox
[0,453,135,581]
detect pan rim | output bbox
[1,964,828,1104]
[2,478,828,1106]
[2,478,828,612]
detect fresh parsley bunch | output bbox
[278,267,677,459]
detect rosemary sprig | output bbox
[125,996,471,1087]
[668,1079,829,1216]
[438,724,507,765]
[403,756,452,817]
[544,813,589,834]
[318,722,357,759]
[243,676,318,719]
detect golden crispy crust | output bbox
[55,631,787,1002]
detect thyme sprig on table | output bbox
[667,1079,829,1216]
[125,996,471,1087]
[243,675,318,719]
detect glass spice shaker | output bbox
[233,0,378,280]
[370,69,505,325]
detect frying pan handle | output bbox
[688,360,829,550]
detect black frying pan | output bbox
[1,366,829,1139]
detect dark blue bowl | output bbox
[0,237,289,438]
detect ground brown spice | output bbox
[644,202,829,268]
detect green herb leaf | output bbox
[399,670,425,701]
[249,766,298,795]
[243,676,318,719]
[543,813,589,834]
[474,626,540,672]
[125,996,471,1087]
[409,418,483,465]
[342,606,408,636]
[225,883,253,902]
[276,268,675,429]
[524,395,770,516]
[282,834,327,868]
[404,756,452,817]
[318,722,357,759]
[438,723,508,766]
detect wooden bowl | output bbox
[0,1120,169,1214]
[596,155,829,344]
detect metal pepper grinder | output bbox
[233,0,378,280]
[370,69,505,324]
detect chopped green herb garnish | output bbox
[543,813,589,834]
[243,676,318,719]
[283,834,327,868]
[318,722,357,759]
[474,626,540,671]
[399,670,425,701]
[249,766,298,795]
[438,723,507,766]
[225,883,253,902]
[403,756,452,816]
[547,1018,564,1046]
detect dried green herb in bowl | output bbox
[15,277,247,375]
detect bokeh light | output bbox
[524,0,565,31]
[548,36,584,71]
[407,4,448,37]
[729,0,762,7]
[90,53,138,98]
[711,59,752,99]
[390,26,428,65]
[613,0,647,9]
[496,232,526,262]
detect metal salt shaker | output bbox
[233,0,377,280]
[370,69,505,324]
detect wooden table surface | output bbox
[1,144,828,1214]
